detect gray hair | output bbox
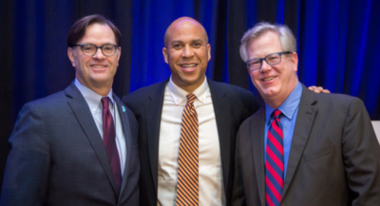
[239,22,296,62]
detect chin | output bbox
[259,88,279,97]
[91,76,110,83]
[181,74,200,83]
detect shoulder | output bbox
[313,90,359,101]
[12,90,68,138]
[241,107,263,127]
[208,80,255,105]
[300,83,363,110]
[123,81,166,103]
[209,80,253,96]
[208,79,259,115]
[312,92,364,110]
[302,90,370,127]
[122,81,167,115]
[20,90,67,114]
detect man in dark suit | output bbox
[233,22,380,206]
[123,17,258,205]
[0,14,139,205]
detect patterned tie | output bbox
[176,94,199,206]
[265,109,284,206]
[101,97,122,192]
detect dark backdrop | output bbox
[1,0,379,194]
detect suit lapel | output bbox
[64,83,118,193]
[282,84,317,198]
[145,81,167,191]
[251,107,266,206]
[208,80,233,193]
[114,95,131,195]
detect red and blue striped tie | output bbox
[265,109,284,206]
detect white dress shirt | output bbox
[74,79,126,175]
[157,77,225,206]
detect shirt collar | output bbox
[265,82,302,125]
[167,76,208,105]
[74,78,114,110]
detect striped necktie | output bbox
[265,109,284,206]
[176,94,199,206]
[101,97,122,192]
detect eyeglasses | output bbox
[245,51,292,71]
[72,44,119,57]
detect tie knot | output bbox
[273,109,282,119]
[101,97,110,108]
[186,93,196,104]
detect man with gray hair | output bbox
[233,22,380,206]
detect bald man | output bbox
[123,17,258,205]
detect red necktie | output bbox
[176,94,199,206]
[265,109,284,206]
[101,97,122,192]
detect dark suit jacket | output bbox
[123,78,258,206]
[0,83,139,206]
[233,84,380,206]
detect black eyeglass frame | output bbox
[245,51,293,71]
[72,44,119,57]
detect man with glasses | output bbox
[1,14,139,205]
[232,22,380,206]
[123,17,327,206]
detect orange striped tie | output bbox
[176,93,199,206]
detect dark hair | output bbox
[67,14,121,47]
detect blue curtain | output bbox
[129,0,380,119]
[1,0,380,191]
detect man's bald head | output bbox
[164,17,209,47]
[162,16,211,93]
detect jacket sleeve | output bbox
[232,128,248,206]
[342,97,380,205]
[1,102,50,206]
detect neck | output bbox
[172,77,205,94]
[77,78,113,97]
[181,84,199,93]
[265,98,284,109]
[92,87,112,96]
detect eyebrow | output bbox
[171,39,204,45]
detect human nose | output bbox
[93,47,106,59]
[260,59,271,72]
[182,45,194,58]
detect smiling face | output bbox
[163,17,211,93]
[247,31,298,108]
[68,23,121,95]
